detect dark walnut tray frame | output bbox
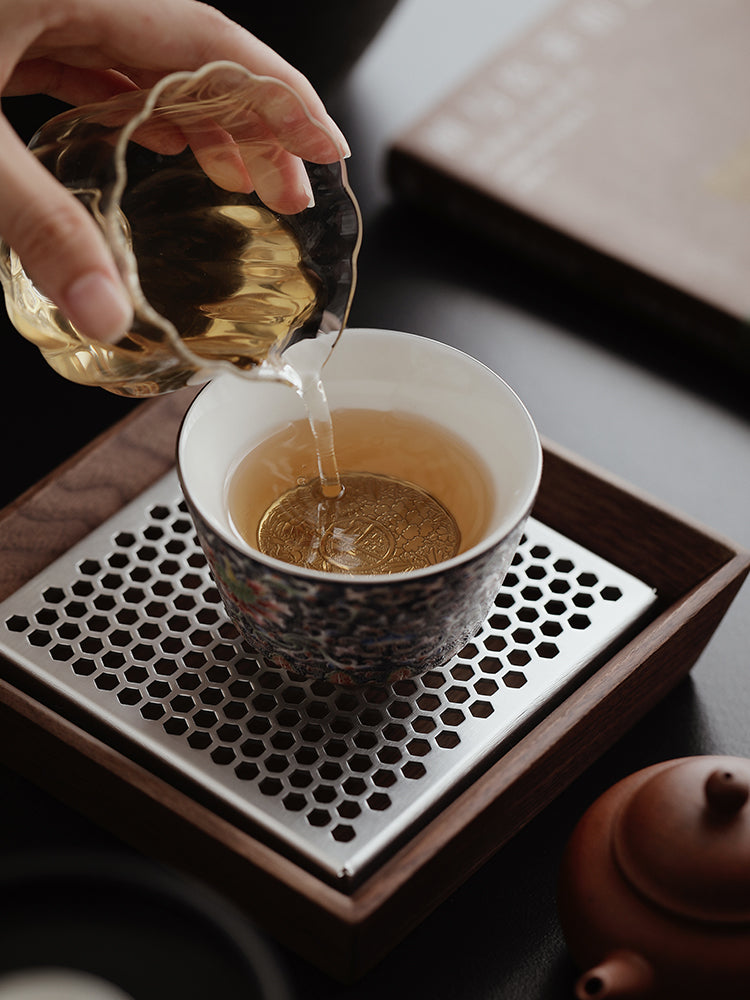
[0,392,748,981]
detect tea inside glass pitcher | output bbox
[0,61,361,397]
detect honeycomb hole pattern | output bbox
[3,498,636,860]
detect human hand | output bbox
[0,0,349,343]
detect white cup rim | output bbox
[177,329,542,584]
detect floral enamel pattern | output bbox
[186,501,526,686]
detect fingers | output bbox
[229,76,349,165]
[0,115,133,343]
[184,107,314,212]
[157,3,351,160]
[177,118,253,194]
[240,144,314,215]
[29,0,350,160]
[3,58,139,105]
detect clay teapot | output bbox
[557,755,750,998]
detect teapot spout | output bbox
[575,950,654,999]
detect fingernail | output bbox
[303,174,316,209]
[64,271,133,344]
[323,115,351,159]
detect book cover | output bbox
[387,0,750,370]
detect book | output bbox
[387,0,750,372]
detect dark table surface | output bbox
[1,2,749,998]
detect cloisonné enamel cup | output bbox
[177,328,542,685]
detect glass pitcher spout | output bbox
[0,61,361,397]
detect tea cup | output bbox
[177,327,542,685]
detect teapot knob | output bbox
[705,767,750,817]
[575,950,654,998]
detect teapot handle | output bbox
[575,950,654,999]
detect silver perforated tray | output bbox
[0,471,656,886]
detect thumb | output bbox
[0,115,133,344]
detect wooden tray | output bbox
[0,393,747,981]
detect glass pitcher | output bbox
[0,61,361,397]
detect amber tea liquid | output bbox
[228,408,495,575]
[7,195,321,396]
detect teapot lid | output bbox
[613,756,750,923]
